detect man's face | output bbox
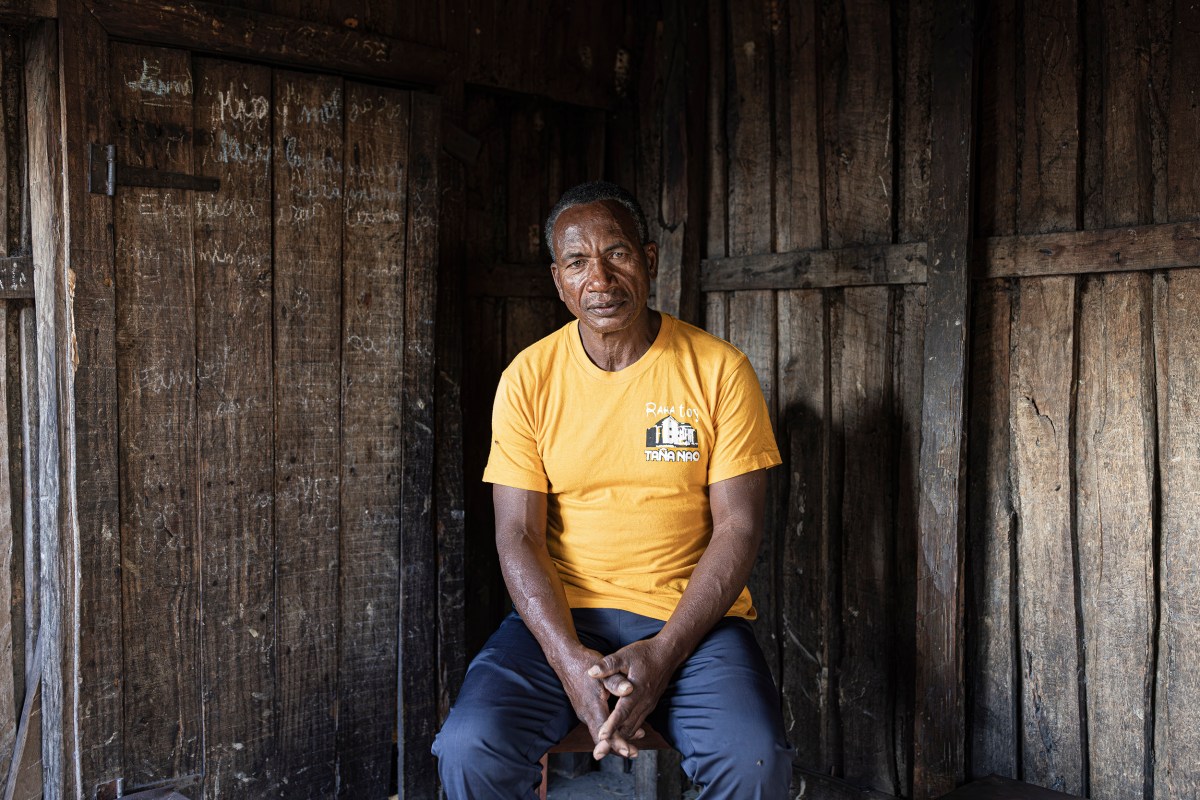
[550,200,658,337]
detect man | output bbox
[433,182,792,798]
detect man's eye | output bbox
[569,260,586,270]
[611,251,626,260]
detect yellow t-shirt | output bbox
[483,313,781,621]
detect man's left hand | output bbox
[586,637,683,759]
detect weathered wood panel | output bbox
[775,0,823,252]
[57,3,124,790]
[967,281,1017,780]
[193,58,277,798]
[336,82,409,798]
[1075,272,1155,800]
[725,0,771,259]
[977,0,1018,238]
[0,305,16,785]
[778,289,832,772]
[821,0,893,248]
[834,286,895,795]
[704,0,727,260]
[4,306,23,713]
[1100,0,1152,228]
[272,70,344,797]
[111,43,201,787]
[1018,0,1080,234]
[893,284,924,798]
[1166,1,1200,222]
[1154,268,1200,798]
[726,290,778,683]
[1010,277,1083,795]
[397,90,441,798]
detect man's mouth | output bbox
[587,298,625,315]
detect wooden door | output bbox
[58,12,440,798]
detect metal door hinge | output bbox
[88,143,220,196]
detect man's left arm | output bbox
[587,467,768,754]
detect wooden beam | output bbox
[912,0,975,796]
[980,220,1200,278]
[0,0,55,23]
[698,220,1200,292]
[25,18,73,798]
[83,0,456,85]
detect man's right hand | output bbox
[552,645,643,759]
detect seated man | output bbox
[433,181,793,798]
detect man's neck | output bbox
[579,309,662,372]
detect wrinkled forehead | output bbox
[552,200,640,256]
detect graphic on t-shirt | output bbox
[645,415,700,462]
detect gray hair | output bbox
[544,181,649,262]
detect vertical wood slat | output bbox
[272,70,344,796]
[1154,3,1200,790]
[976,0,1019,238]
[336,83,410,798]
[725,0,770,260]
[912,0,975,794]
[967,281,1018,780]
[897,0,931,244]
[193,58,277,797]
[397,91,441,799]
[726,290,778,686]
[1018,0,1081,234]
[16,309,35,708]
[835,286,895,795]
[821,0,893,248]
[1154,268,1200,798]
[0,306,16,784]
[1100,0,1152,228]
[1075,273,1155,800]
[5,308,23,714]
[779,0,823,252]
[111,43,200,787]
[56,2,123,791]
[704,0,727,261]
[777,289,832,771]
[1011,277,1084,795]
[893,284,924,799]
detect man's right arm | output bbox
[493,484,640,758]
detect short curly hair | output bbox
[544,181,649,262]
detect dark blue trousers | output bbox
[432,608,793,799]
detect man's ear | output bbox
[643,241,659,279]
[550,263,565,301]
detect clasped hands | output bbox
[557,637,681,760]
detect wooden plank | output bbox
[966,281,1017,780]
[1154,268,1200,798]
[0,28,21,257]
[272,69,343,796]
[725,0,770,258]
[1018,0,1081,233]
[892,285,924,798]
[1075,273,1155,800]
[15,309,35,739]
[0,259,31,299]
[702,243,927,291]
[1167,0,1200,221]
[704,0,727,260]
[1147,0,1171,223]
[192,57,277,797]
[704,291,727,340]
[780,0,823,251]
[777,289,833,771]
[981,221,1200,279]
[4,638,42,800]
[897,0,931,243]
[397,90,440,799]
[912,1,975,794]
[83,0,455,85]
[835,286,895,794]
[821,0,893,248]
[57,1,124,792]
[24,19,71,798]
[0,306,16,785]
[1010,277,1083,794]
[5,308,23,711]
[505,101,547,264]
[336,82,410,797]
[726,290,778,686]
[1101,0,1152,227]
[111,42,200,788]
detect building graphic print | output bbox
[646,415,699,448]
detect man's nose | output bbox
[584,259,616,289]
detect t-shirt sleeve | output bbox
[707,355,782,485]
[482,369,549,492]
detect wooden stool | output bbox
[537,722,681,800]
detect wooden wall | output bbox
[967,1,1200,798]
[692,1,930,796]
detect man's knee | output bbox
[433,704,514,778]
[695,729,793,795]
